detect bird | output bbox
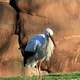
[19,28,56,73]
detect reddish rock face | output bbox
[16,0,29,12]
[0,0,10,3]
[1,0,80,77]
[0,3,16,50]
[18,0,80,72]
[16,0,80,38]
[0,35,22,77]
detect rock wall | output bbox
[0,0,10,3]
[0,1,22,77]
[0,0,80,77]
[17,0,80,72]
[0,2,16,49]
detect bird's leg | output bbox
[37,61,41,80]
[38,61,41,76]
[38,59,44,80]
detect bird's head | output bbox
[45,28,54,37]
[45,28,56,47]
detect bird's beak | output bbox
[49,35,56,47]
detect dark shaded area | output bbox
[10,0,20,37]
[10,0,19,12]
[0,3,4,21]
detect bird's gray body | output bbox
[24,34,49,67]
[23,33,54,68]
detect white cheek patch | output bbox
[46,38,54,61]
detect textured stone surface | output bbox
[0,35,23,77]
[0,3,16,49]
[0,0,10,3]
[1,0,80,77]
